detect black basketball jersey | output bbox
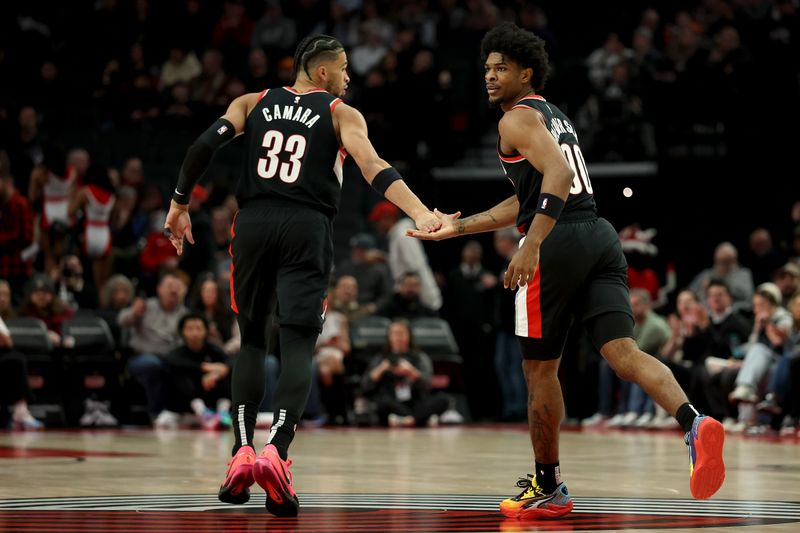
[498,95,596,232]
[237,86,347,218]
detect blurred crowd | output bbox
[1,0,799,436]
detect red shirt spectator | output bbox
[18,274,75,345]
[0,175,35,290]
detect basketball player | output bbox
[164,34,441,516]
[408,23,726,519]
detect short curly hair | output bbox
[481,22,551,91]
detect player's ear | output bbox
[317,64,328,82]
[521,67,533,84]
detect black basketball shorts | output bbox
[229,199,333,332]
[515,216,634,360]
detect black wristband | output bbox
[535,193,565,220]
[371,167,403,195]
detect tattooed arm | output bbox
[406,195,519,241]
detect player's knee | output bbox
[600,337,640,381]
[523,359,559,382]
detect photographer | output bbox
[55,254,99,310]
[362,319,449,427]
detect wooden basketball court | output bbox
[1,425,799,532]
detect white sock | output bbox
[190,398,207,417]
[216,398,231,414]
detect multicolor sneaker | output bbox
[218,411,233,428]
[499,475,573,519]
[685,415,726,499]
[12,416,44,431]
[218,445,255,504]
[253,444,299,517]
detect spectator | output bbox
[378,272,437,320]
[18,274,75,346]
[370,201,442,311]
[66,148,90,183]
[251,0,297,54]
[336,232,394,312]
[755,291,800,432]
[330,275,372,323]
[162,82,196,128]
[586,32,634,90]
[315,310,351,424]
[615,289,673,427]
[728,283,792,429]
[190,272,236,349]
[123,72,160,124]
[0,316,44,430]
[0,279,15,320]
[54,254,99,310]
[119,273,188,425]
[493,229,527,421]
[362,319,449,427]
[211,0,254,74]
[0,171,34,305]
[242,48,274,93]
[162,314,232,430]
[120,157,146,195]
[8,107,44,190]
[350,22,389,76]
[774,263,800,308]
[178,186,216,282]
[745,228,785,285]
[190,49,230,116]
[780,292,800,436]
[689,242,754,310]
[96,274,135,347]
[444,240,497,420]
[210,205,233,274]
[139,212,179,285]
[159,44,202,89]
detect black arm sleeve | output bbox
[172,118,236,204]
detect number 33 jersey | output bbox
[237,87,347,218]
[497,95,597,232]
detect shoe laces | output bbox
[514,474,545,500]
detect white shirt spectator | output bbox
[387,218,442,310]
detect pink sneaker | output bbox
[253,444,299,516]
[218,445,255,504]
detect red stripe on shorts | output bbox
[229,211,239,314]
[526,267,542,338]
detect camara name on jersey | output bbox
[262,104,321,129]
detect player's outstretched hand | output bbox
[414,210,443,234]
[164,200,195,256]
[406,208,462,241]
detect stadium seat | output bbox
[62,317,115,361]
[410,317,461,359]
[5,318,64,425]
[5,318,53,355]
[350,315,391,357]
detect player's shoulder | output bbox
[499,105,545,134]
[331,100,364,123]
